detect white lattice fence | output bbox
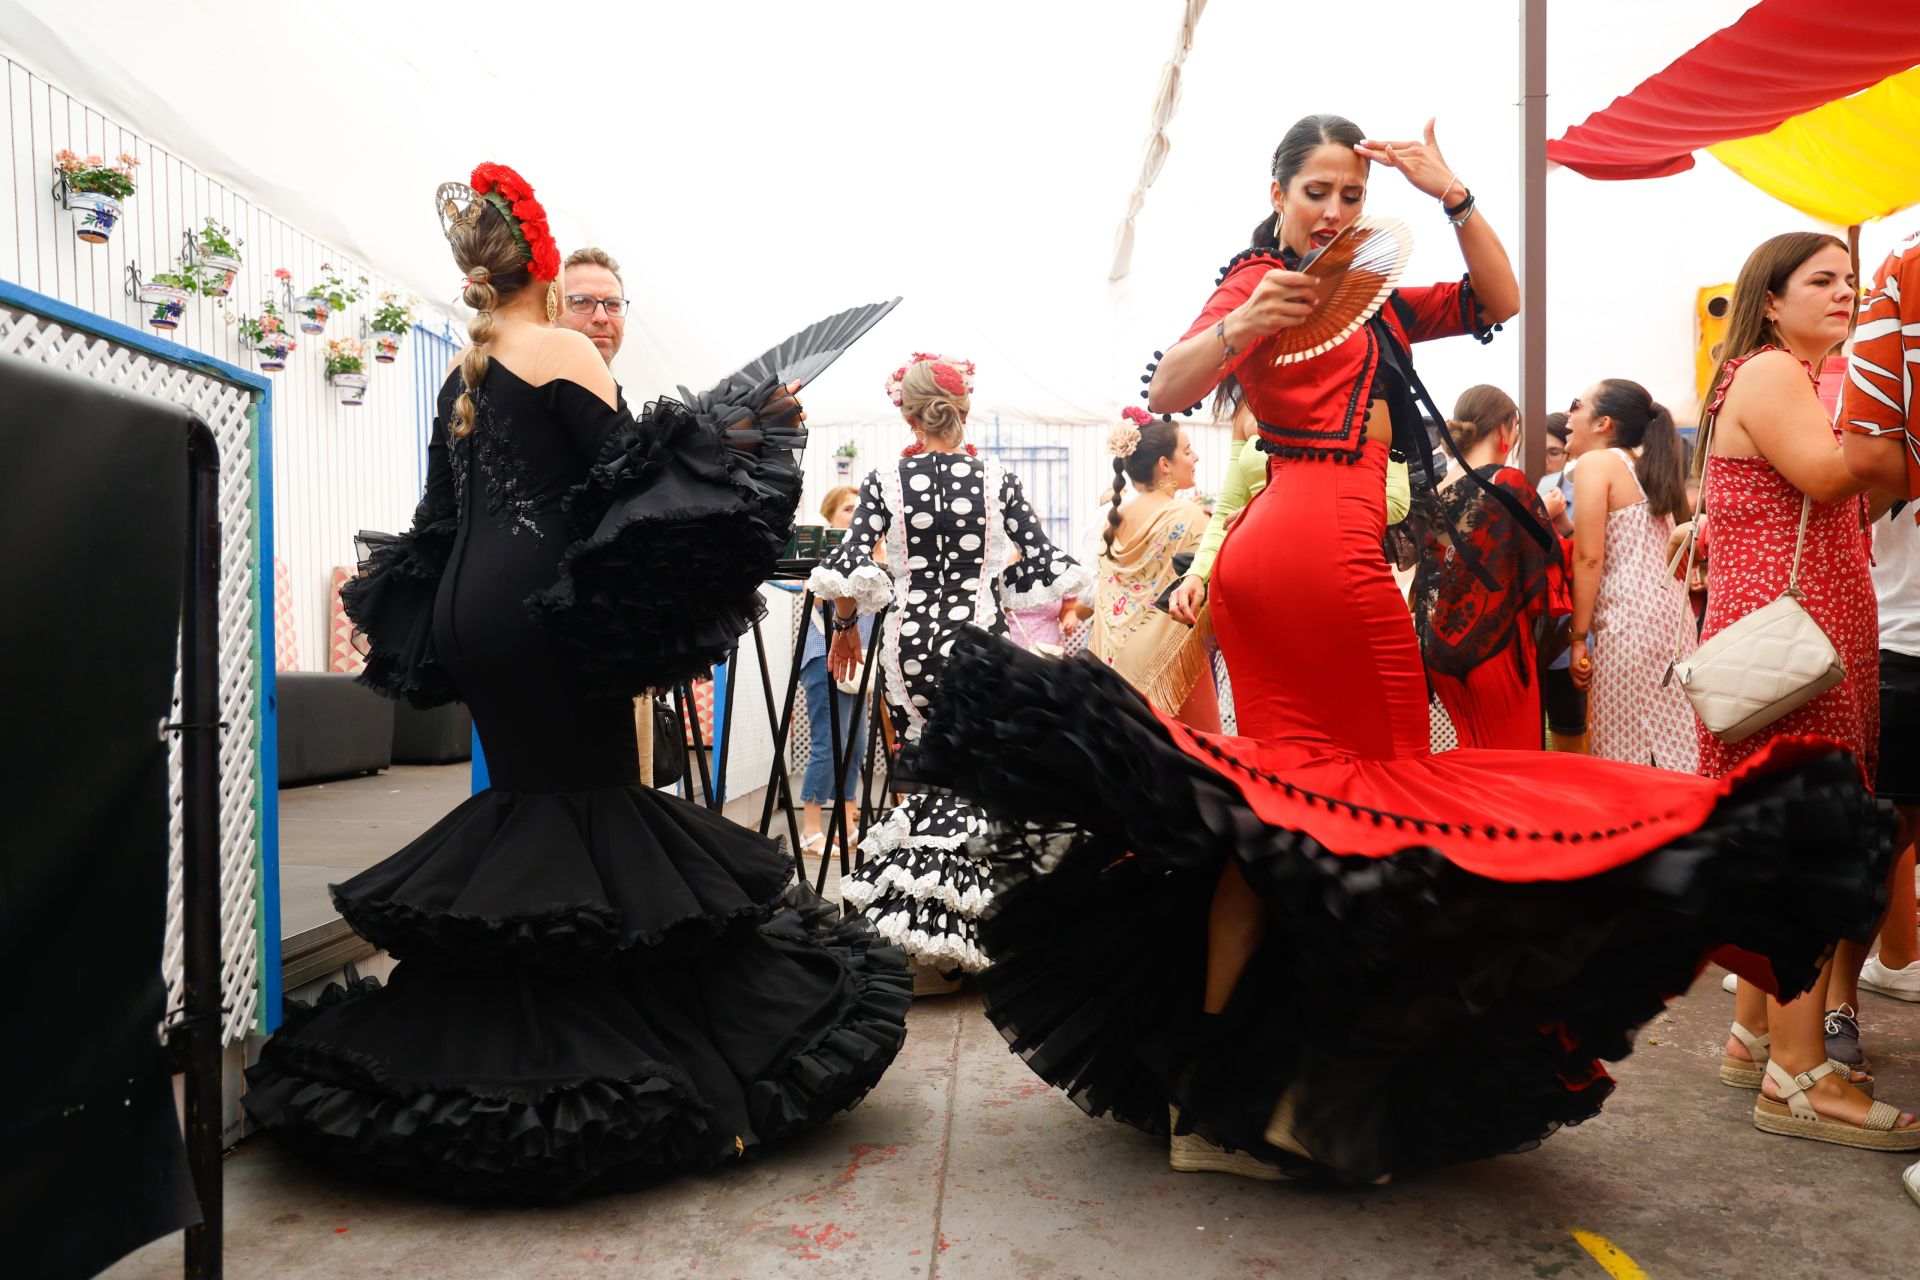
[2,301,265,1044]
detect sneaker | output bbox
[1904,1161,1920,1209]
[1860,955,1920,1003]
[1721,972,1739,994]
[1824,1004,1867,1069]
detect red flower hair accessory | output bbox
[884,352,977,407]
[468,161,562,281]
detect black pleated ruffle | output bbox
[244,890,910,1201]
[339,519,459,708]
[331,783,797,974]
[908,631,1896,1183]
[527,396,802,696]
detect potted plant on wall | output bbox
[236,300,296,372]
[139,269,197,330]
[192,218,245,297]
[325,337,369,405]
[369,291,419,364]
[295,262,367,334]
[53,150,138,244]
[833,439,859,477]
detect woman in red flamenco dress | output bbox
[905,114,1897,1183]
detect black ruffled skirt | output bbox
[907,632,1896,1184]
[244,784,912,1200]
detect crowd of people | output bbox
[238,117,1919,1212]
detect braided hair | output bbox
[1103,415,1181,555]
[446,200,533,437]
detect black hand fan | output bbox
[1269,216,1412,366]
[698,297,902,401]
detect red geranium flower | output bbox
[931,362,966,398]
[468,160,561,280]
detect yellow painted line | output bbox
[1572,1230,1650,1280]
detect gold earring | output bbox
[545,280,560,323]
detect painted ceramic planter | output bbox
[257,343,294,372]
[139,282,190,330]
[197,253,242,297]
[834,456,855,477]
[295,295,330,334]
[371,330,403,364]
[64,190,123,244]
[331,371,370,406]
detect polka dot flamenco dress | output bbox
[809,451,1091,973]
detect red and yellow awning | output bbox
[1548,0,1920,224]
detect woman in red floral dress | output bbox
[1691,231,1915,1151]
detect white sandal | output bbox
[1753,1060,1920,1152]
[1719,1022,1769,1088]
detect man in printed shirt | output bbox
[1844,228,1920,501]
[1841,229,1920,1211]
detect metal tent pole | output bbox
[1519,0,1549,481]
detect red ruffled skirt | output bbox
[908,440,1893,1183]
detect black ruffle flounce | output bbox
[243,889,910,1200]
[907,631,1896,1183]
[527,396,803,695]
[331,783,797,974]
[339,519,459,708]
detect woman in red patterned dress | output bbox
[905,118,1899,1182]
[1689,232,1915,1149]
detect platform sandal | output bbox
[1170,1105,1291,1181]
[1721,1023,1872,1094]
[1752,1060,1920,1152]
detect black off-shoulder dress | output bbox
[241,361,911,1199]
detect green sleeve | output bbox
[1187,437,1253,583]
[1384,458,1410,525]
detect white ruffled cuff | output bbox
[998,558,1095,612]
[807,561,894,614]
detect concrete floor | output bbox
[107,968,1919,1279]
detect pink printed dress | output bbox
[1696,352,1880,782]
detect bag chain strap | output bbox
[1667,367,1813,672]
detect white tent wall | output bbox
[6,3,1915,654]
[0,52,457,674]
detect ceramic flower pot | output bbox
[295,295,330,334]
[371,330,402,364]
[257,344,293,372]
[331,371,369,406]
[197,253,242,297]
[835,456,854,477]
[139,283,189,330]
[64,190,123,244]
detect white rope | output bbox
[1109,0,1210,286]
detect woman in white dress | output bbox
[1565,378,1699,770]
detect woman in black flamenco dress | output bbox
[902,115,1897,1183]
[241,166,911,1199]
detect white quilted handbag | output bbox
[1665,406,1845,743]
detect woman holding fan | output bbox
[905,114,1896,1183]
[243,164,911,1199]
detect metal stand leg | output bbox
[756,594,810,879]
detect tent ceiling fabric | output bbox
[1706,66,1920,226]
[1546,0,1920,183]
[5,0,1891,430]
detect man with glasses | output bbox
[556,246,628,365]
[557,247,660,781]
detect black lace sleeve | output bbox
[340,412,460,707]
[527,379,807,696]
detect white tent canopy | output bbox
[4,0,1909,426]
